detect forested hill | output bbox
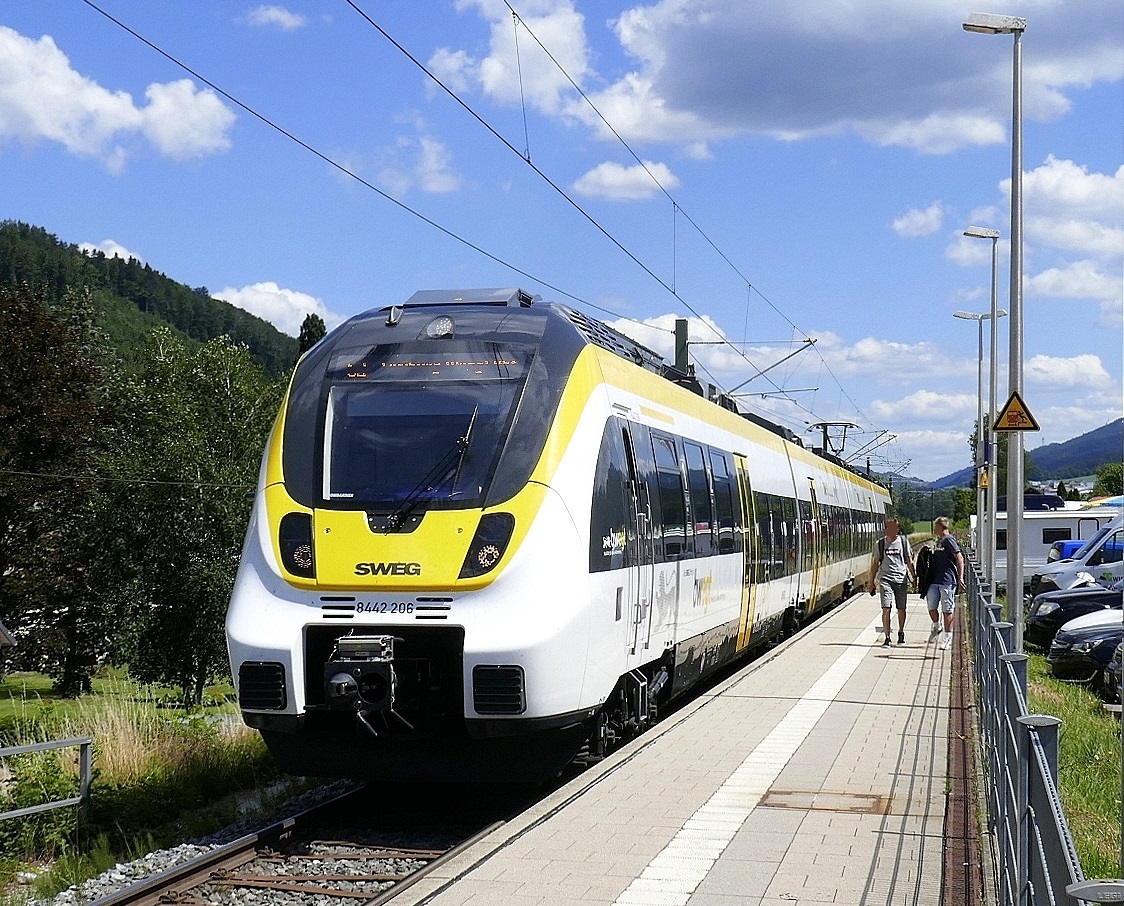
[0,221,298,375]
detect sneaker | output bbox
[940,635,953,651]
[929,622,941,639]
[897,631,906,645]
[881,636,891,648]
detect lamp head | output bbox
[964,226,1000,239]
[954,311,985,321]
[963,12,1026,34]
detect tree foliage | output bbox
[0,221,298,376]
[101,330,284,704]
[0,280,285,702]
[1094,462,1123,497]
[298,313,327,357]
[0,284,114,693]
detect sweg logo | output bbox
[355,562,422,576]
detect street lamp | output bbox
[964,225,1002,589]
[963,11,1026,647]
[954,306,1006,587]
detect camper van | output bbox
[1028,513,1124,599]
[990,507,1120,577]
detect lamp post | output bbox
[964,11,1026,647]
[963,225,1003,588]
[954,306,1006,586]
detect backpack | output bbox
[916,544,934,595]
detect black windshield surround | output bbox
[281,303,586,512]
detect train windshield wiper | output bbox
[384,407,478,531]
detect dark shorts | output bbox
[879,579,909,611]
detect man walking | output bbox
[869,517,915,647]
[927,516,966,651]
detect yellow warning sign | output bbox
[994,391,1040,432]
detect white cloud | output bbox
[377,126,461,196]
[860,113,1005,155]
[1026,353,1112,390]
[139,80,236,160]
[431,1,591,116]
[415,137,460,193]
[1026,260,1120,303]
[892,202,944,238]
[245,5,308,30]
[215,281,345,337]
[442,1,1122,155]
[79,239,143,263]
[572,160,679,201]
[0,26,235,168]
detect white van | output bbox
[989,507,1120,577]
[1029,513,1124,599]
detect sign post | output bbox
[993,390,1040,649]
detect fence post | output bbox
[78,739,92,825]
[1004,655,1030,906]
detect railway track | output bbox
[86,783,532,906]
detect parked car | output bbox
[1029,513,1124,599]
[1024,580,1123,649]
[1047,609,1124,691]
[1101,642,1122,705]
[1048,539,1091,564]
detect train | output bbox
[225,288,891,781]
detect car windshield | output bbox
[321,341,532,510]
[1073,523,1115,560]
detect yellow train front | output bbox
[226,288,889,781]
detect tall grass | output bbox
[0,672,296,903]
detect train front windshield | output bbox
[322,341,533,510]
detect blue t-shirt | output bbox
[931,535,962,587]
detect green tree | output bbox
[1093,462,1123,497]
[103,330,283,704]
[298,313,327,357]
[0,284,114,694]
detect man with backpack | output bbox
[926,516,966,651]
[869,517,916,647]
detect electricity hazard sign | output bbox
[994,391,1040,432]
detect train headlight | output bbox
[279,513,316,578]
[459,513,515,579]
[424,315,455,339]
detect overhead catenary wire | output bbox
[342,0,823,411]
[74,0,664,336]
[496,0,890,451]
[78,0,891,460]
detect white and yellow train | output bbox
[226,288,890,781]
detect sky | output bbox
[1,0,1121,483]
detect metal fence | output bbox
[966,558,1099,905]
[0,736,92,823]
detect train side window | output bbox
[652,433,687,559]
[781,497,797,576]
[628,423,659,540]
[684,442,714,557]
[588,420,633,573]
[757,492,776,580]
[710,450,739,554]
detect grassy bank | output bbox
[1026,653,1122,879]
[0,670,299,903]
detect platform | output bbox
[399,593,958,905]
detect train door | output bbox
[622,422,656,655]
[734,456,758,650]
[807,480,824,613]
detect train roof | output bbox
[333,287,881,489]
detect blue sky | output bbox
[2,1,1121,482]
